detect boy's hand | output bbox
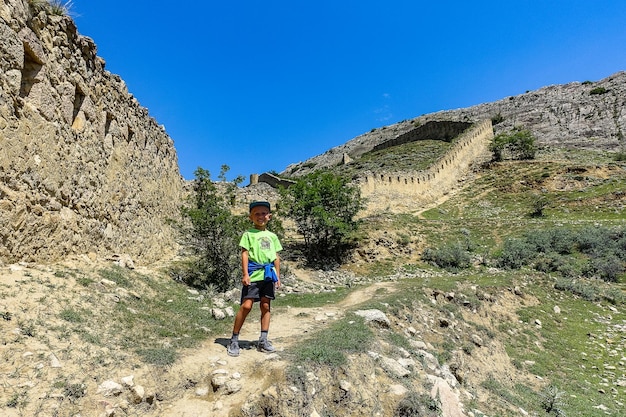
[275,277,281,288]
[242,274,250,286]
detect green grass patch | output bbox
[136,348,178,366]
[278,286,351,308]
[293,314,374,367]
[98,266,132,287]
[510,284,626,416]
[59,308,86,323]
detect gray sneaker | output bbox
[257,339,275,353]
[227,341,240,357]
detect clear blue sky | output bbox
[71,1,626,181]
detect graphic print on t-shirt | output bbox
[259,237,272,251]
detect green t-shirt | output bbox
[239,229,283,282]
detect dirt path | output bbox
[160,281,398,416]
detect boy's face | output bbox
[249,206,271,229]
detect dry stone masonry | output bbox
[0,0,184,263]
[357,120,493,214]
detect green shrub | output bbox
[28,0,73,15]
[279,171,364,266]
[490,127,537,161]
[547,228,576,255]
[589,87,608,95]
[174,166,250,291]
[534,252,567,274]
[539,385,567,416]
[524,228,575,255]
[554,278,600,302]
[498,226,625,282]
[422,241,472,271]
[491,113,505,125]
[529,195,550,217]
[395,391,440,416]
[498,238,535,269]
[60,308,84,323]
[63,383,86,402]
[575,226,609,255]
[586,255,623,282]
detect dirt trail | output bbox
[161,281,398,416]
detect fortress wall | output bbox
[372,120,472,152]
[358,119,493,213]
[0,0,184,263]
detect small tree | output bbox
[174,166,248,291]
[490,127,537,161]
[530,194,550,217]
[279,171,364,266]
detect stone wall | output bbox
[357,120,493,214]
[0,0,184,263]
[372,120,473,152]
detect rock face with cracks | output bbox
[0,0,184,264]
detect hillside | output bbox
[1,145,624,417]
[284,71,625,177]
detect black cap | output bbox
[249,201,271,212]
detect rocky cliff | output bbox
[0,0,184,263]
[423,71,626,150]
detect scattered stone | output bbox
[379,356,411,378]
[224,380,243,394]
[100,279,116,287]
[417,349,440,372]
[339,380,352,392]
[429,375,464,417]
[212,308,226,320]
[211,375,229,391]
[97,380,124,396]
[355,309,390,327]
[129,385,145,404]
[389,384,408,396]
[50,353,62,368]
[471,334,484,347]
[121,375,134,387]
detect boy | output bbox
[227,200,282,357]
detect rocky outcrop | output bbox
[0,0,184,263]
[422,72,626,151]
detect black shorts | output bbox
[240,280,275,303]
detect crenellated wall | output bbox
[0,0,184,263]
[357,119,493,214]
